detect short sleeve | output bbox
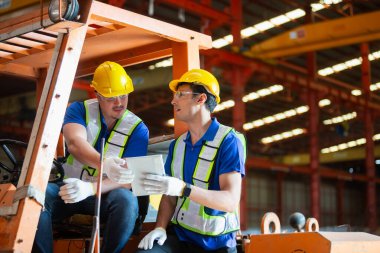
[164,140,176,176]
[215,132,245,177]
[63,102,86,128]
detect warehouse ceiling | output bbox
[123,0,380,164]
[1,0,380,170]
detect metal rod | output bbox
[89,138,105,253]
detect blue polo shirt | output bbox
[164,118,245,250]
[63,101,149,157]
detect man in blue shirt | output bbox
[136,69,245,253]
[32,61,149,253]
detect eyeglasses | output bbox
[173,91,201,99]
[97,93,128,102]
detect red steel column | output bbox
[361,43,377,232]
[231,66,248,230]
[305,4,320,222]
[230,0,242,47]
[337,180,344,225]
[223,67,252,230]
[309,89,320,221]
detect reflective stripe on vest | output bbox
[171,124,240,236]
[63,99,141,182]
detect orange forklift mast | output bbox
[0,1,211,252]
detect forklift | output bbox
[1,1,380,252]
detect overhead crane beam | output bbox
[249,10,380,59]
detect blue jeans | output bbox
[32,182,138,253]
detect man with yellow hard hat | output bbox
[136,69,246,253]
[32,61,149,253]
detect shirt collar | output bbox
[184,118,220,145]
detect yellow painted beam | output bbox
[249,11,380,59]
[275,145,380,166]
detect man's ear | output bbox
[198,94,207,103]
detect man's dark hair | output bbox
[177,82,217,112]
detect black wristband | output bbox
[183,183,192,197]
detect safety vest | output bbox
[171,124,245,236]
[63,99,142,182]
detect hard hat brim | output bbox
[169,79,179,92]
[168,79,220,103]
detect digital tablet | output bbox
[125,154,165,196]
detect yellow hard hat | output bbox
[91,61,133,97]
[169,69,220,103]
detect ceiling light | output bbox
[369,50,380,60]
[242,93,259,102]
[223,35,233,43]
[351,89,362,96]
[261,128,306,144]
[318,67,334,76]
[357,138,366,145]
[274,113,286,120]
[214,100,235,112]
[254,21,274,31]
[371,82,380,91]
[311,4,324,11]
[285,9,305,19]
[332,63,347,72]
[241,27,259,38]
[148,57,173,69]
[263,116,275,124]
[167,118,174,127]
[270,15,290,26]
[319,0,343,4]
[212,38,230,49]
[321,133,380,154]
[345,58,361,68]
[323,112,357,125]
[253,120,264,127]
[284,109,297,117]
[295,106,308,114]
[257,89,271,96]
[269,85,284,92]
[242,100,330,131]
[338,143,348,150]
[319,99,331,107]
[242,84,283,102]
[213,4,330,49]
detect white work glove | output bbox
[138,227,167,250]
[104,157,134,184]
[143,174,185,196]
[59,178,95,204]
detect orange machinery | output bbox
[0,1,211,252]
[245,212,380,253]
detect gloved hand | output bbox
[104,157,134,184]
[143,174,185,196]
[138,227,167,250]
[59,178,95,204]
